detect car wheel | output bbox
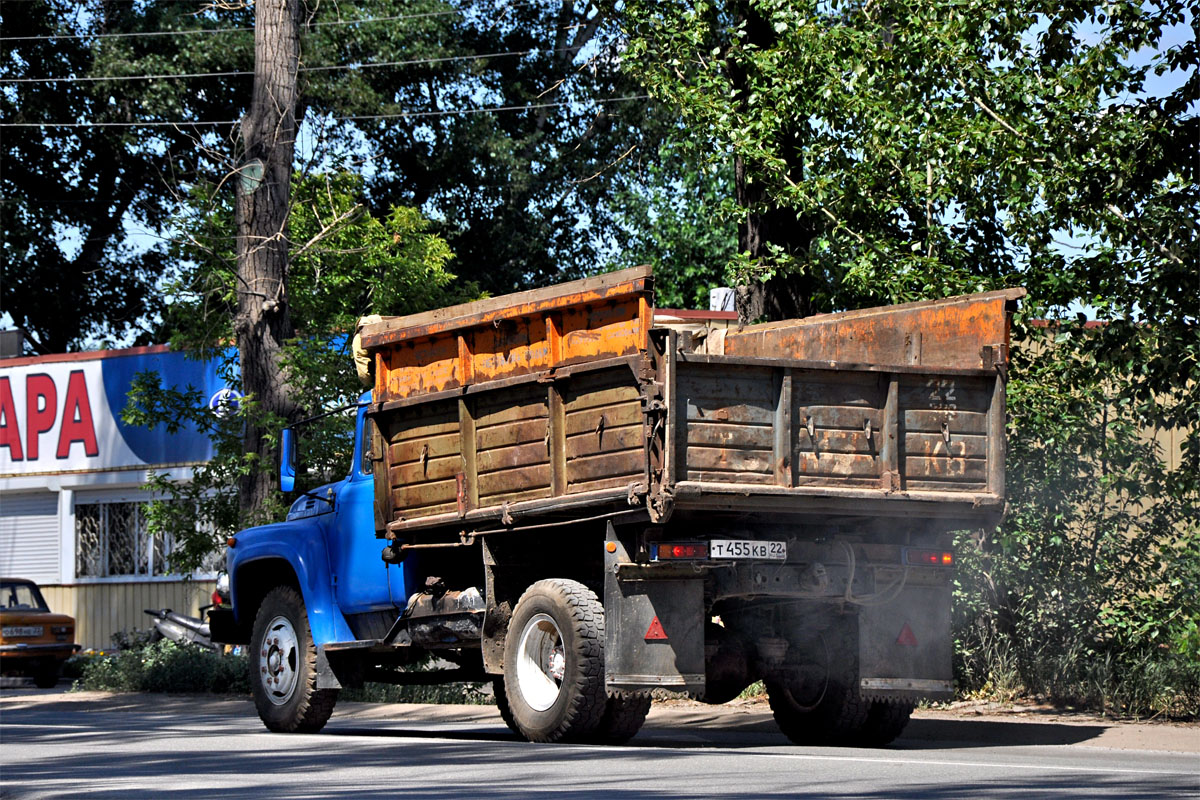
[33,663,60,689]
[250,586,339,733]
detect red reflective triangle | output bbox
[644,616,668,641]
[896,623,918,647]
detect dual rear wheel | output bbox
[496,578,650,744]
[764,627,913,747]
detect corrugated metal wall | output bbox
[39,580,215,651]
[0,491,60,584]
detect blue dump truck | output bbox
[209,267,1023,745]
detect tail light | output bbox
[903,548,954,566]
[651,542,709,561]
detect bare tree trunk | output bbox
[729,3,821,326]
[233,0,302,518]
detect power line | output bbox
[0,46,577,84]
[0,2,541,42]
[0,93,650,127]
[0,9,452,41]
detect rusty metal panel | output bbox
[374,400,461,522]
[721,288,1025,370]
[378,333,464,400]
[676,364,777,485]
[562,369,644,494]
[363,266,653,403]
[792,372,885,488]
[898,374,993,491]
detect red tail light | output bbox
[653,542,709,561]
[904,548,954,566]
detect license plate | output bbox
[2,626,44,638]
[709,540,786,560]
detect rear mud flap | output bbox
[857,584,953,702]
[603,529,705,693]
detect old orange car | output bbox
[1,578,79,688]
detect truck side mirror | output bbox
[280,428,297,492]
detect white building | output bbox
[0,344,231,649]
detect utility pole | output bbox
[233,0,302,516]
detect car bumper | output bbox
[0,643,81,659]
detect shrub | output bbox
[72,639,250,695]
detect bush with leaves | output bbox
[953,322,1199,718]
[72,639,251,695]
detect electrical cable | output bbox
[0,4,524,43]
[0,45,583,83]
[0,93,649,127]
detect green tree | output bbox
[0,0,252,352]
[2,0,657,351]
[623,0,1198,713]
[124,173,467,571]
[614,142,738,309]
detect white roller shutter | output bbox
[0,492,61,583]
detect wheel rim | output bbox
[259,615,300,705]
[515,612,566,712]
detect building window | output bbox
[75,501,173,577]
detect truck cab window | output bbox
[361,418,375,476]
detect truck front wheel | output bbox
[250,586,339,733]
[502,579,607,743]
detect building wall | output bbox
[40,580,217,651]
[2,344,233,651]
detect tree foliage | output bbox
[623,0,1198,713]
[614,142,738,309]
[2,0,658,352]
[123,173,465,571]
[0,0,251,352]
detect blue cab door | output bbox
[328,400,415,614]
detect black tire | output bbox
[765,626,869,746]
[854,701,913,746]
[590,691,652,744]
[766,673,870,746]
[492,677,521,736]
[698,623,751,705]
[250,586,339,733]
[33,664,59,689]
[502,579,607,743]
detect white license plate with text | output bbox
[709,540,786,560]
[2,626,44,638]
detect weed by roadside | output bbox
[71,639,250,694]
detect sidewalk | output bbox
[2,686,1195,752]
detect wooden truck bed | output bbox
[359,267,1022,539]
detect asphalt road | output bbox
[1,687,1196,799]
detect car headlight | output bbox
[215,570,231,601]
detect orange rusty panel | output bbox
[558,299,646,364]
[364,266,653,403]
[722,289,1024,370]
[378,333,463,400]
[471,315,551,381]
